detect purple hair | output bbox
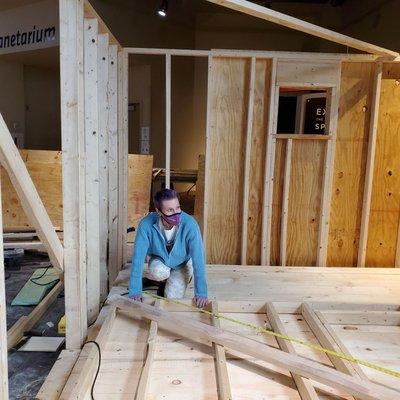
[153,188,179,210]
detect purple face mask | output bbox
[161,211,181,226]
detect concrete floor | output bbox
[5,252,65,400]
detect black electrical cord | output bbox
[83,341,101,400]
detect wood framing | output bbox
[165,54,172,189]
[109,296,399,400]
[60,0,87,349]
[205,0,399,57]
[0,174,8,400]
[0,116,63,272]
[357,63,383,267]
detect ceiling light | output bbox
[158,0,168,17]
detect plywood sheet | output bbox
[1,150,63,228]
[327,62,374,267]
[247,59,272,265]
[286,140,325,266]
[206,57,249,264]
[366,63,400,267]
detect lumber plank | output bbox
[36,349,80,400]
[107,44,119,286]
[135,300,161,400]
[211,301,232,400]
[165,54,172,189]
[0,116,63,272]
[7,281,63,349]
[266,302,319,400]
[241,57,256,265]
[109,296,400,400]
[194,154,205,234]
[301,303,360,377]
[0,174,9,400]
[60,307,117,400]
[60,0,87,349]
[206,0,398,57]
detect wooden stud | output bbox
[60,307,117,400]
[60,0,87,349]
[206,0,398,57]
[0,115,63,272]
[84,18,101,324]
[135,300,161,400]
[165,54,172,189]
[203,56,213,253]
[358,63,383,268]
[280,139,292,266]
[0,174,9,400]
[301,303,361,377]
[211,301,232,400]
[107,44,119,285]
[97,33,109,302]
[261,63,278,266]
[241,57,256,265]
[266,302,319,400]
[109,296,399,400]
[317,66,341,267]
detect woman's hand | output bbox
[193,296,208,308]
[129,294,143,302]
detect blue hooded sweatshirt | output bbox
[129,211,208,298]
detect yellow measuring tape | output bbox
[143,291,400,379]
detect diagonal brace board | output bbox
[108,295,400,400]
[0,115,63,271]
[205,0,399,58]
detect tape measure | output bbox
[143,291,400,379]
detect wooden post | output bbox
[84,18,101,324]
[59,0,87,349]
[0,174,9,399]
[316,69,341,267]
[165,54,172,189]
[108,44,119,285]
[97,33,110,302]
[261,62,278,266]
[241,57,256,265]
[358,63,383,268]
[280,139,292,266]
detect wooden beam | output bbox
[280,139,292,266]
[0,115,63,272]
[7,281,63,349]
[165,54,172,189]
[301,303,361,377]
[241,57,256,265]
[109,295,400,400]
[107,44,119,286]
[358,63,383,268]
[261,65,278,265]
[60,307,117,400]
[60,0,88,349]
[205,0,399,58]
[266,302,319,400]
[97,33,110,302]
[0,174,9,400]
[135,300,161,400]
[84,18,101,324]
[317,79,341,267]
[211,301,232,400]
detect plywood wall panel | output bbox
[206,57,249,264]
[286,140,325,266]
[366,63,400,267]
[327,63,374,267]
[270,140,286,266]
[246,59,272,265]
